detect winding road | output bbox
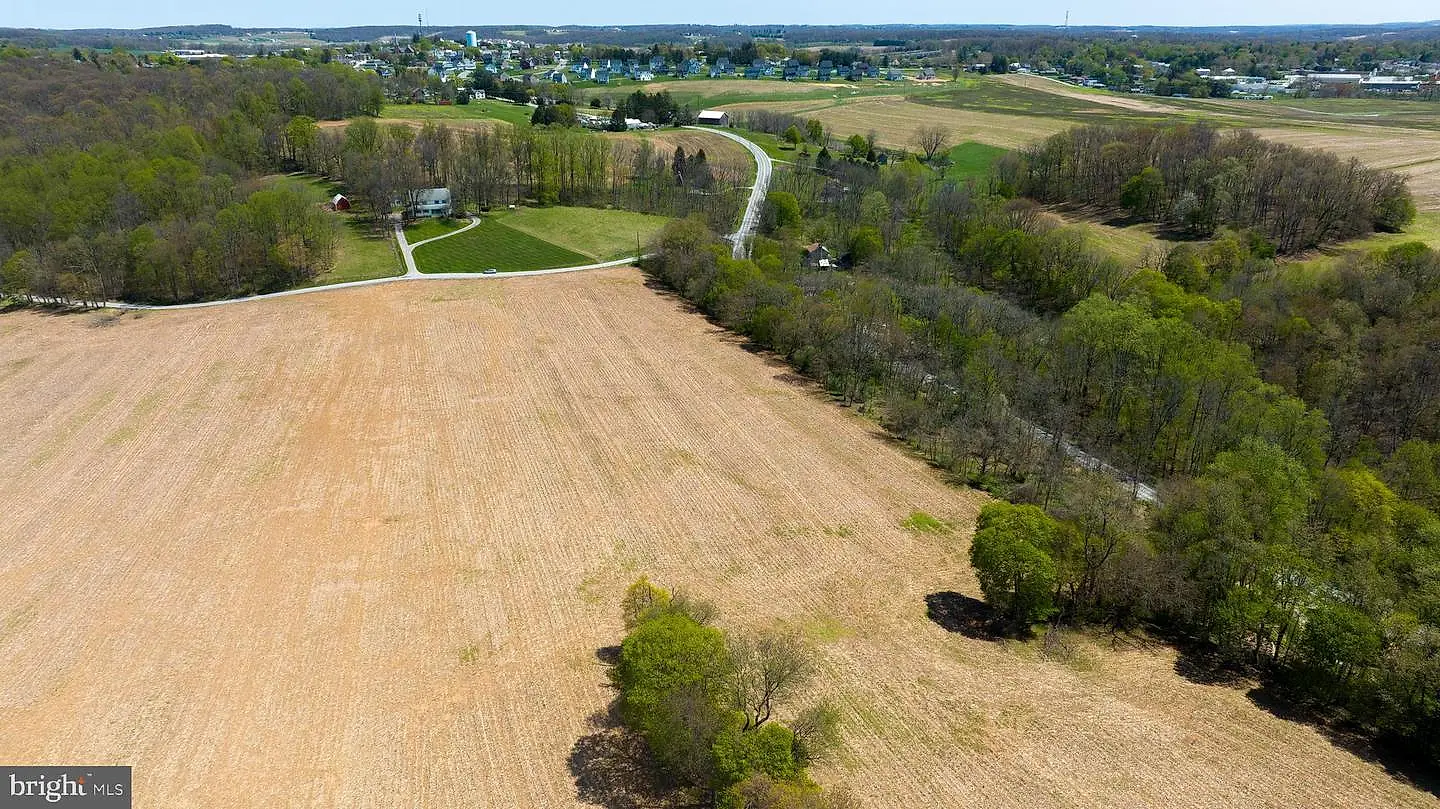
[685,125,773,259]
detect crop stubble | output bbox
[0,272,1433,809]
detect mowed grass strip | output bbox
[412,216,588,272]
[380,99,533,126]
[503,207,670,261]
[944,141,1009,181]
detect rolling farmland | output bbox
[0,272,1434,809]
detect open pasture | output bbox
[0,272,1434,809]
[719,95,1071,150]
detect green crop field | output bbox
[412,215,589,272]
[503,207,671,260]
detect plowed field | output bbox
[0,272,1433,809]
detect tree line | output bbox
[642,130,1440,767]
[304,118,744,235]
[0,51,382,303]
[1008,123,1415,253]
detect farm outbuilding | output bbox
[330,194,351,211]
[696,109,730,126]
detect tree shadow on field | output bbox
[1168,639,1254,688]
[924,592,1007,641]
[1245,683,1440,798]
[568,654,682,809]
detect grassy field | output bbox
[0,272,1434,808]
[412,214,589,272]
[720,94,1073,151]
[944,141,1009,182]
[380,99,534,126]
[581,77,926,110]
[404,217,465,244]
[502,207,670,260]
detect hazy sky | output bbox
[8,0,1437,31]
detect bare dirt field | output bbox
[1,272,1435,809]
[720,95,1070,150]
[602,129,755,181]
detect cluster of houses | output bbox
[1076,61,1440,98]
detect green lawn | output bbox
[404,217,465,243]
[380,99,533,126]
[262,174,404,286]
[412,215,590,273]
[944,141,1009,181]
[503,207,670,260]
[303,219,403,286]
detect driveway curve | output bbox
[685,126,772,259]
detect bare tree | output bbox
[727,630,812,730]
[914,125,951,162]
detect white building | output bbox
[409,188,452,219]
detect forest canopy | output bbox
[1009,123,1415,253]
[0,50,380,303]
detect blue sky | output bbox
[8,0,1436,31]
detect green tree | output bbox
[847,227,883,265]
[805,119,824,145]
[1119,166,1164,219]
[969,503,1060,626]
[782,125,803,150]
[762,191,801,233]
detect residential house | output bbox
[409,188,452,219]
[802,243,834,269]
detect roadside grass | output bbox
[404,217,465,244]
[943,141,1008,181]
[412,214,589,272]
[502,207,669,260]
[380,99,533,126]
[723,126,797,162]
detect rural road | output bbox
[686,126,773,259]
[46,127,766,311]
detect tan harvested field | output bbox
[1,273,1437,809]
[602,128,754,179]
[720,95,1070,150]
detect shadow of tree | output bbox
[568,669,682,808]
[1169,641,1254,688]
[924,592,1006,641]
[1245,683,1440,799]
